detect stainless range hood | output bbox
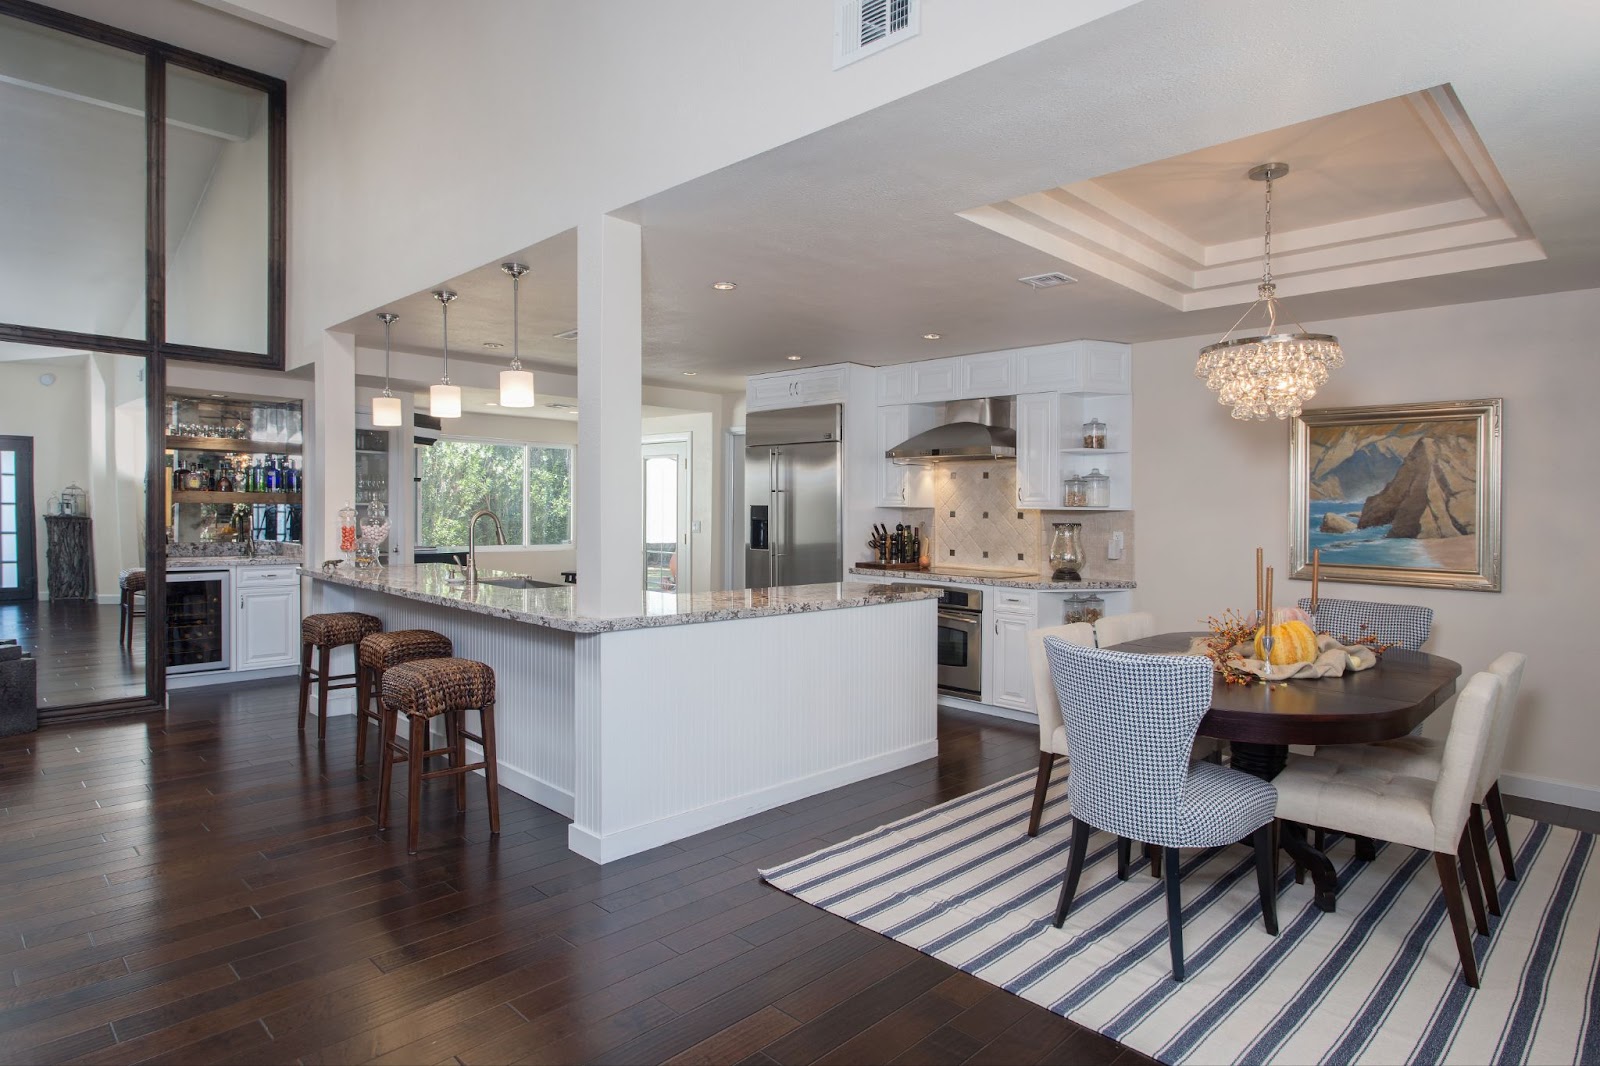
[887,397,1016,464]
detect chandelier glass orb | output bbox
[1196,163,1344,421]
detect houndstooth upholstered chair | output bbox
[1272,670,1503,988]
[1316,652,1526,916]
[1299,597,1433,651]
[1044,639,1279,982]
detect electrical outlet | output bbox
[1107,531,1125,560]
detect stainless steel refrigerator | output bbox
[744,405,842,588]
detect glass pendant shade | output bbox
[372,393,402,426]
[1196,163,1343,421]
[429,383,462,419]
[499,366,535,407]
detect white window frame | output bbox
[415,434,574,551]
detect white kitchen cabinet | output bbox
[234,568,301,671]
[961,351,1016,397]
[746,365,850,411]
[989,608,1035,711]
[1016,341,1131,394]
[909,358,961,403]
[876,365,912,405]
[875,406,934,507]
[1013,393,1061,508]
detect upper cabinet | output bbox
[868,342,1129,407]
[1015,341,1131,394]
[746,365,851,412]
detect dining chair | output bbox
[1092,611,1155,649]
[1316,652,1526,914]
[1024,623,1096,837]
[1044,639,1279,982]
[1298,597,1433,651]
[1271,671,1502,988]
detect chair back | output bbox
[1298,597,1433,650]
[1044,638,1212,841]
[1093,611,1155,649]
[1028,623,1095,753]
[1428,671,1502,851]
[1476,651,1527,800]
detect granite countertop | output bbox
[169,555,303,569]
[307,563,942,634]
[848,565,1136,591]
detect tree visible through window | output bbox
[416,439,571,548]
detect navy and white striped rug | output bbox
[760,770,1600,1065]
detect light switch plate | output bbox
[1107,531,1125,560]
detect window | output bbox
[416,438,571,549]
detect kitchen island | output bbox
[306,564,940,863]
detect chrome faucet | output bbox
[465,509,505,587]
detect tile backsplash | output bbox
[921,462,1135,580]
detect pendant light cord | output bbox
[511,270,521,371]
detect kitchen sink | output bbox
[477,576,564,590]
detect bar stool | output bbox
[118,569,146,649]
[377,658,500,854]
[355,630,453,767]
[298,612,382,740]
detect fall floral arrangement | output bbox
[1201,609,1266,686]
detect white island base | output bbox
[310,568,938,863]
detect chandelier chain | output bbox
[1262,176,1273,291]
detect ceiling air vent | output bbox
[1018,271,1078,290]
[834,0,919,69]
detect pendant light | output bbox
[372,312,402,426]
[498,261,536,407]
[430,289,461,419]
[1195,163,1344,420]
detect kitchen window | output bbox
[415,438,572,549]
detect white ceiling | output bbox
[28,0,311,79]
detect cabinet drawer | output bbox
[992,590,1036,613]
[236,567,298,585]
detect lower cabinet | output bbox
[989,609,1035,712]
[234,571,301,671]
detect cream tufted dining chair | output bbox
[1025,622,1097,837]
[1093,611,1156,649]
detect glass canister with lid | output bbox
[1084,468,1111,508]
[1082,418,1107,449]
[1062,592,1106,624]
[1063,475,1087,508]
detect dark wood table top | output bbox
[1110,631,1463,747]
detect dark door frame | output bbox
[0,436,36,603]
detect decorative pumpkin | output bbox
[1254,620,1319,665]
[1272,606,1312,626]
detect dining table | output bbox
[1110,631,1463,913]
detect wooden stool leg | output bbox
[444,710,466,813]
[296,642,313,733]
[119,589,128,647]
[355,665,369,765]
[376,704,397,830]
[316,644,332,740]
[407,714,426,855]
[481,701,500,836]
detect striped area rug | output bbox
[760,770,1600,1065]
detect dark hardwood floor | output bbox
[0,679,1150,1065]
[0,600,145,707]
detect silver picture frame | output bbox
[1289,399,1502,592]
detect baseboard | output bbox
[167,665,298,689]
[489,762,574,820]
[1498,771,1600,813]
[567,738,940,864]
[937,694,1036,725]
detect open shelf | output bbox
[166,436,302,454]
[1061,448,1129,456]
[171,491,301,505]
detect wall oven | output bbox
[166,569,231,674]
[920,585,984,699]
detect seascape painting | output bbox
[1290,400,1502,592]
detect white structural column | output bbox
[575,215,644,616]
[310,330,357,567]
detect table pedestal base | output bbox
[1230,741,1338,913]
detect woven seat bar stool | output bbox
[377,658,500,854]
[118,569,146,650]
[355,630,453,767]
[298,612,383,740]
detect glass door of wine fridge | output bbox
[166,569,231,674]
[355,428,391,565]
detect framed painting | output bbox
[1289,399,1502,592]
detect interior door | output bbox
[642,440,691,592]
[0,436,36,602]
[775,441,841,586]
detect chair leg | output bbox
[1457,827,1490,937]
[481,701,500,835]
[296,642,313,733]
[1433,851,1481,988]
[355,666,369,766]
[1164,846,1185,982]
[1026,751,1056,838]
[1253,824,1279,936]
[376,705,397,830]
[1314,828,1326,852]
[1486,782,1518,881]
[1146,843,1162,879]
[1116,836,1132,881]
[1354,836,1378,862]
[118,590,128,647]
[316,644,332,741]
[1053,819,1092,927]
[1468,804,1500,917]
[407,714,426,855]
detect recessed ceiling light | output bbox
[485,402,499,407]
[210,392,225,397]
[681,371,698,377]
[710,281,737,291]
[785,355,803,361]
[922,332,942,340]
[483,341,504,349]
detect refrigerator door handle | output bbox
[771,446,784,587]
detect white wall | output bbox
[1,359,88,597]
[1131,288,1600,805]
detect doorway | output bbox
[642,439,691,592]
[0,436,36,602]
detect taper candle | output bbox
[1265,565,1274,626]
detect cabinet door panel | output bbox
[961,353,1016,397]
[236,586,299,670]
[991,611,1034,710]
[1014,393,1060,508]
[876,407,909,506]
[910,359,960,403]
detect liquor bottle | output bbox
[284,459,299,494]
[216,462,234,494]
[265,456,282,492]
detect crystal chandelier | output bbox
[1195,163,1343,420]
